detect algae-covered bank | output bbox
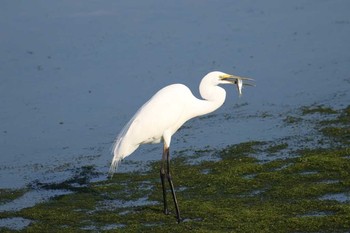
[0,105,349,232]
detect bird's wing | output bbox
[109,99,150,175]
[125,85,188,144]
[109,84,191,175]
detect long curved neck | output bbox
[192,77,226,117]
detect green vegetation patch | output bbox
[0,189,27,205]
[319,105,350,144]
[1,106,349,232]
[301,105,338,115]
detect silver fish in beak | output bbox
[232,76,255,97]
[237,78,243,97]
[220,73,255,96]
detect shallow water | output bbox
[0,1,349,191]
[0,189,73,212]
[0,217,31,231]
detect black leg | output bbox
[165,147,182,223]
[160,147,168,215]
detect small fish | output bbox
[221,74,254,97]
[236,78,243,97]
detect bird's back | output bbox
[109,84,195,173]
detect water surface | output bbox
[1,0,349,189]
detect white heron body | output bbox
[109,71,254,222]
[110,72,230,173]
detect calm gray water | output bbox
[1,1,350,189]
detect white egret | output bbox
[109,71,254,222]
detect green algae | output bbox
[283,115,302,124]
[265,143,289,154]
[1,106,350,232]
[0,189,27,205]
[301,105,338,115]
[316,105,350,145]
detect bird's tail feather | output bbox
[108,134,124,178]
[108,160,120,178]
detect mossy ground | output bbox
[0,189,27,206]
[1,105,349,232]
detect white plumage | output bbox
[108,71,254,222]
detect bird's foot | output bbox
[176,217,183,224]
